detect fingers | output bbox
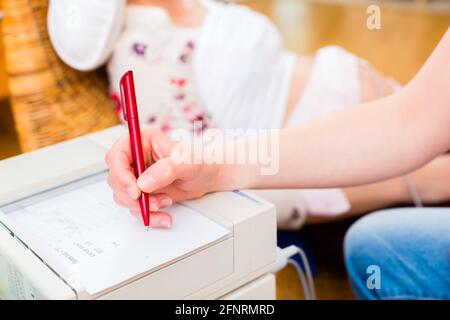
[147,193,173,212]
[150,193,173,210]
[128,210,173,229]
[153,185,206,203]
[106,136,141,200]
[113,188,172,212]
[137,158,178,193]
[106,130,176,204]
[114,192,173,229]
[148,212,173,229]
[112,189,141,212]
[113,194,129,208]
[129,210,142,221]
[137,156,201,193]
[106,131,177,229]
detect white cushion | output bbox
[47,0,126,71]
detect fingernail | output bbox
[137,174,157,191]
[149,199,158,212]
[160,219,171,228]
[127,186,140,200]
[160,198,172,208]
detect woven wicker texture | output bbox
[1,0,119,151]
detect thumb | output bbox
[137,158,180,193]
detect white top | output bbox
[48,0,296,131]
[195,3,296,130]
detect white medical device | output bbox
[0,126,277,300]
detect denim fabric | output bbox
[344,208,450,299]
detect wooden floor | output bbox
[275,216,358,300]
[277,265,355,300]
[1,0,449,300]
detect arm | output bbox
[221,27,450,190]
[106,28,450,213]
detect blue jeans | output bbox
[344,208,450,299]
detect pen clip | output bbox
[119,81,128,122]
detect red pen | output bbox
[120,70,150,229]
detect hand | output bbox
[105,128,222,227]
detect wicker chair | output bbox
[1,0,119,152]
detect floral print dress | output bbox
[107,5,213,134]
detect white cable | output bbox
[272,245,316,300]
[295,247,316,300]
[287,259,310,300]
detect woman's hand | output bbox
[105,128,223,227]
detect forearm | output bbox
[218,28,450,190]
[273,90,443,188]
[220,94,419,190]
